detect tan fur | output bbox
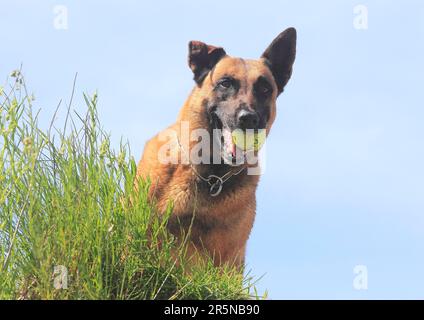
[136,29,296,268]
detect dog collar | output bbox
[176,136,246,197]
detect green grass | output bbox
[0,70,261,300]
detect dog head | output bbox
[188,28,296,165]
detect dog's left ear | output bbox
[261,28,297,95]
[188,41,226,85]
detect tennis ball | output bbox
[231,129,266,152]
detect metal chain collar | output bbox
[176,136,246,197]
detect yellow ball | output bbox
[231,129,266,152]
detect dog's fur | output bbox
[137,28,296,268]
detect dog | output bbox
[137,28,296,269]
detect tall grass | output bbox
[0,70,259,299]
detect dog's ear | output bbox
[188,41,226,85]
[261,28,297,95]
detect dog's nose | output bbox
[237,109,259,130]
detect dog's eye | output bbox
[218,79,232,89]
[259,86,270,94]
[254,77,272,97]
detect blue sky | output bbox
[2,0,424,299]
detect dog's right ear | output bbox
[188,41,226,85]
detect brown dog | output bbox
[137,28,296,268]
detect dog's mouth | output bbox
[210,111,254,166]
